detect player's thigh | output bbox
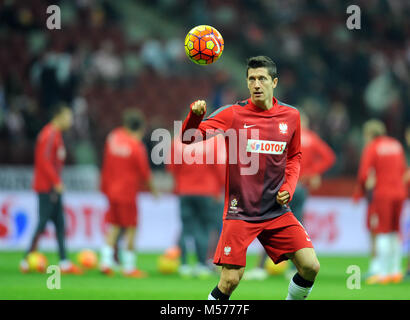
[214,219,261,267]
[36,193,56,230]
[50,193,65,229]
[391,199,405,232]
[108,201,137,228]
[179,196,196,230]
[369,198,394,233]
[194,196,216,229]
[258,212,313,264]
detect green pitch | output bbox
[0,251,409,300]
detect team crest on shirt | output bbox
[279,122,288,135]
[228,198,239,214]
[224,246,231,256]
[230,199,238,210]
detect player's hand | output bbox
[276,190,290,206]
[365,168,376,191]
[191,100,206,116]
[309,175,321,190]
[54,183,64,194]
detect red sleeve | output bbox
[165,142,175,174]
[309,133,336,175]
[38,130,62,186]
[279,114,302,201]
[353,143,375,200]
[181,104,234,144]
[212,135,227,192]
[135,142,152,185]
[100,140,110,194]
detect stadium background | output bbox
[0,0,409,300]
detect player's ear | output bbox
[272,77,278,89]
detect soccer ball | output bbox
[164,246,181,260]
[157,255,180,274]
[77,249,98,269]
[27,252,48,272]
[264,259,289,275]
[184,25,224,65]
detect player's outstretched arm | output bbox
[181,100,233,144]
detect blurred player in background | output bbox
[404,126,410,279]
[243,110,335,280]
[99,109,156,278]
[167,134,225,278]
[20,103,82,274]
[182,56,320,300]
[354,119,407,284]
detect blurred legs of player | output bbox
[20,192,82,274]
[243,185,307,281]
[366,198,404,284]
[178,195,214,278]
[100,200,147,278]
[206,198,223,270]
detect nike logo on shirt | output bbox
[244,124,256,128]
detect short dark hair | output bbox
[123,109,144,131]
[246,56,278,79]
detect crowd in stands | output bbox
[0,0,409,177]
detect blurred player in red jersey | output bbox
[20,103,82,274]
[243,110,335,280]
[100,109,156,278]
[167,134,225,278]
[182,56,320,300]
[353,119,408,284]
[403,126,410,279]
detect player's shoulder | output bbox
[276,99,299,115]
[204,102,237,120]
[38,123,58,141]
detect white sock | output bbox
[208,293,216,300]
[390,232,402,275]
[59,259,71,270]
[122,250,136,272]
[368,256,380,275]
[375,234,392,277]
[286,276,313,300]
[100,245,114,268]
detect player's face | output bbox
[60,108,73,131]
[247,67,278,104]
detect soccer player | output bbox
[405,126,410,279]
[243,110,335,280]
[99,109,156,278]
[20,103,82,274]
[166,134,225,278]
[353,119,407,284]
[181,56,320,300]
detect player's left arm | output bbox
[136,143,158,197]
[352,143,376,202]
[278,113,302,205]
[311,133,336,175]
[181,100,233,144]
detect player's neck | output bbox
[251,97,273,111]
[50,120,62,131]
